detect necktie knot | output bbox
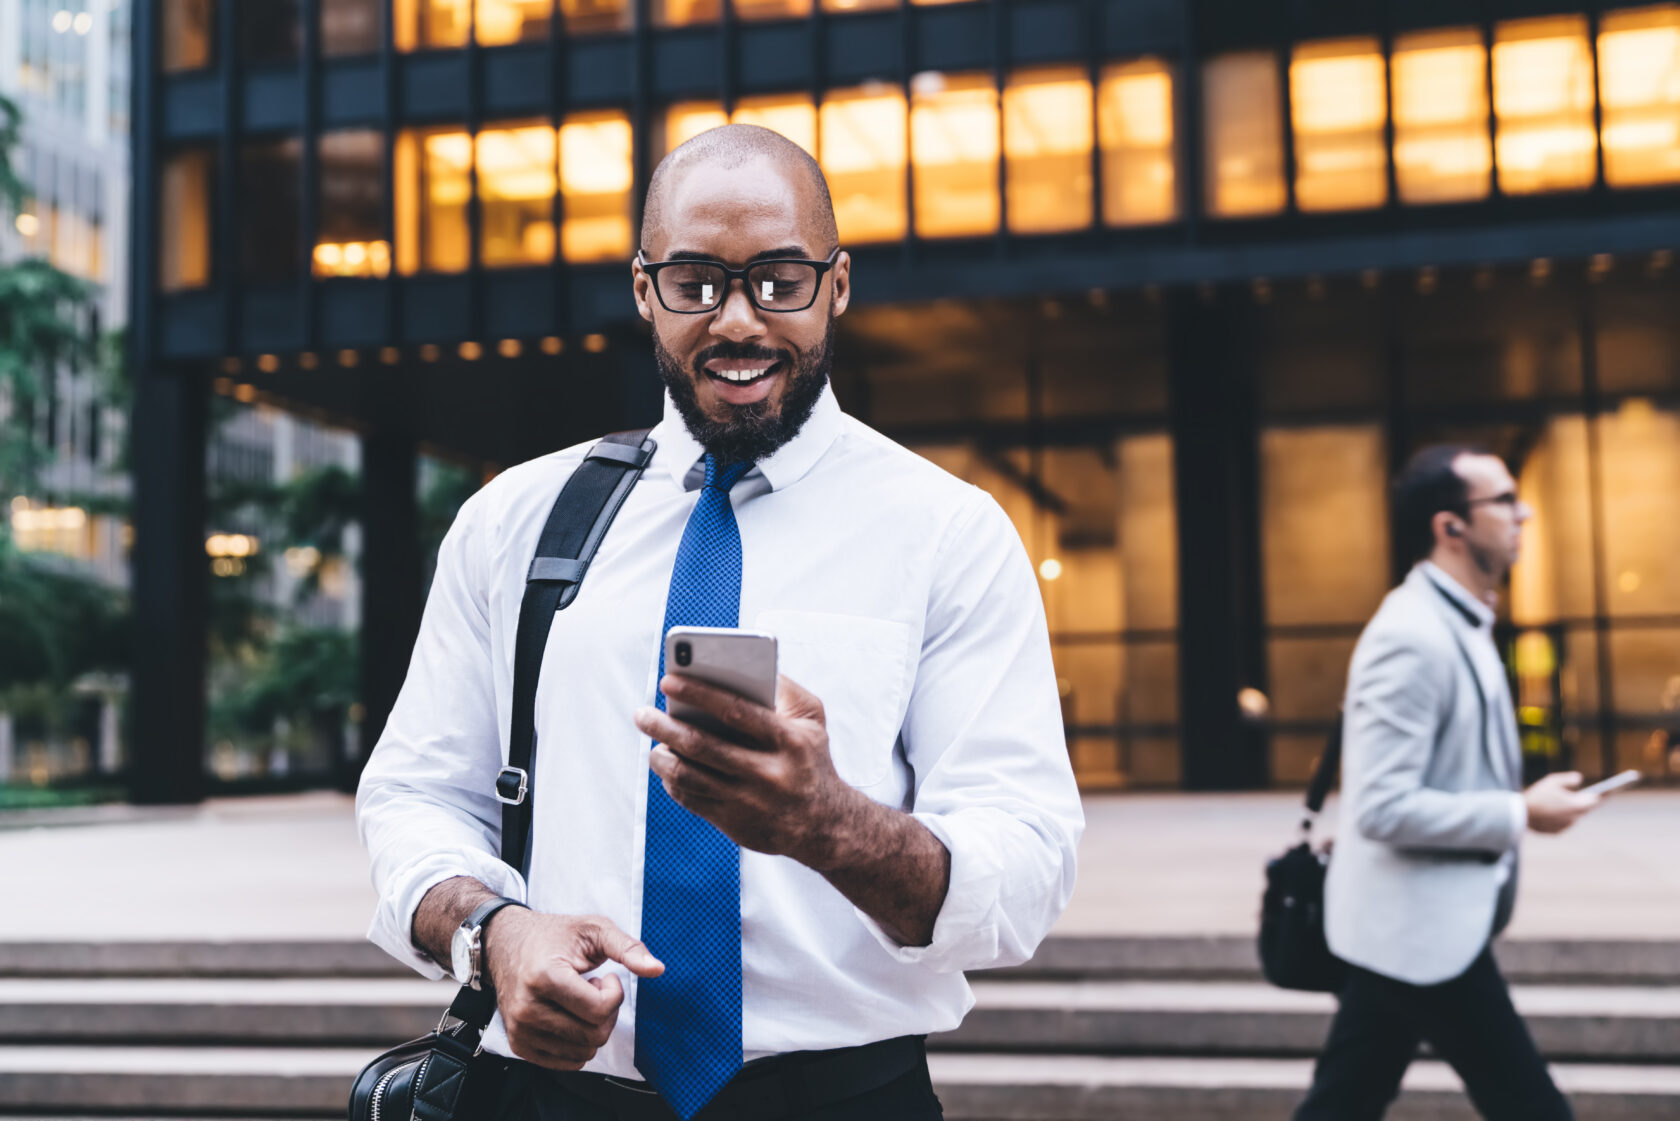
[703,455,752,493]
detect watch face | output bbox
[450,928,473,985]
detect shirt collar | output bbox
[650,382,845,493]
[1419,560,1496,630]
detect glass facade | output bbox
[910,73,1000,239]
[1202,51,1287,217]
[317,131,390,278]
[1004,68,1094,234]
[162,0,212,72]
[395,127,471,273]
[1290,38,1388,212]
[479,122,557,267]
[559,111,634,262]
[821,85,908,244]
[160,148,212,290]
[1599,5,1680,187]
[1098,59,1178,226]
[1392,28,1493,204]
[1493,16,1599,195]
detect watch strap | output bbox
[461,897,526,991]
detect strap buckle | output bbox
[495,766,529,805]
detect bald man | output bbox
[358,125,1083,1121]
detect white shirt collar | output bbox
[1419,560,1496,629]
[651,381,845,493]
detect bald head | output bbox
[641,124,838,256]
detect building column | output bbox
[351,424,423,792]
[130,368,210,804]
[1166,288,1271,791]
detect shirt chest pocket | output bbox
[752,609,912,790]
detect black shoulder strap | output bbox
[499,428,656,878]
[1304,712,1341,818]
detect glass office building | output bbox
[130,0,1680,800]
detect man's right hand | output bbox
[1524,771,1600,834]
[482,908,664,1071]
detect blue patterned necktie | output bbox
[636,454,752,1120]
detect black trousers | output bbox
[472,1056,944,1121]
[1294,947,1571,1121]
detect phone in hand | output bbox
[662,627,778,739]
[1580,769,1642,798]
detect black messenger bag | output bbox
[1258,714,1348,994]
[348,428,655,1121]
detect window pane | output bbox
[820,85,908,244]
[732,95,817,156]
[316,130,390,278]
[910,72,999,239]
[476,0,549,44]
[241,0,302,63]
[322,0,381,55]
[822,0,892,9]
[1290,37,1387,212]
[1392,27,1492,203]
[661,101,728,156]
[394,0,470,48]
[159,148,212,290]
[1004,67,1093,234]
[1493,15,1598,194]
[239,139,301,282]
[1202,51,1287,217]
[1510,415,1597,625]
[561,0,629,33]
[735,0,809,20]
[163,0,212,71]
[395,128,470,274]
[1599,401,1680,617]
[479,122,556,267]
[1599,5,1680,187]
[560,110,633,262]
[653,0,717,27]
[1098,59,1177,226]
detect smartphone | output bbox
[662,627,778,738]
[1581,769,1643,798]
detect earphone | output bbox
[1445,523,1462,538]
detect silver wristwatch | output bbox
[449,897,524,991]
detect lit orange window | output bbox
[662,102,729,155]
[732,95,818,156]
[734,0,810,20]
[1392,28,1492,203]
[163,0,213,71]
[821,0,890,9]
[475,0,550,43]
[394,0,470,48]
[1004,67,1093,234]
[820,85,908,243]
[1493,16,1598,194]
[911,72,1000,238]
[478,123,557,267]
[1290,37,1387,211]
[395,128,471,274]
[1098,59,1177,226]
[561,0,629,33]
[316,130,391,279]
[1202,51,1287,217]
[653,0,717,27]
[560,111,633,262]
[1599,5,1680,187]
[160,149,213,290]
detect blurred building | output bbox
[129,0,1680,801]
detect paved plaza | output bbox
[4,787,1675,943]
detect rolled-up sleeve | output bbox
[355,488,526,978]
[859,491,1084,972]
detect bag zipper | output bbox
[368,1063,401,1121]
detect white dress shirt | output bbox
[356,383,1084,1076]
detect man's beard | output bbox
[653,316,834,467]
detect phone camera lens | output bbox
[675,642,691,667]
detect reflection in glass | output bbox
[1290,38,1387,211]
[317,131,390,278]
[560,111,633,262]
[561,0,629,33]
[479,123,556,267]
[1598,400,1680,617]
[734,0,810,20]
[1202,51,1287,217]
[476,0,549,44]
[1098,59,1177,226]
[911,73,999,238]
[662,102,729,156]
[321,0,381,55]
[163,0,212,71]
[732,95,817,156]
[393,0,469,48]
[1599,6,1680,187]
[241,0,302,64]
[820,86,908,243]
[653,0,716,27]
[821,0,892,9]
[1392,28,1492,203]
[1493,16,1598,194]
[240,139,302,282]
[160,148,212,290]
[395,128,471,274]
[1004,67,1093,234]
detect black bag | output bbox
[1258,713,1348,993]
[348,429,656,1121]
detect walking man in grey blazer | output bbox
[1294,444,1601,1121]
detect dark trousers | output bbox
[473,1055,944,1121]
[1294,947,1571,1121]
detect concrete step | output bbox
[1,1047,1675,1120]
[7,977,1680,1064]
[7,935,1678,984]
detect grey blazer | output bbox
[1324,565,1526,986]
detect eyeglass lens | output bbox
[657,261,820,312]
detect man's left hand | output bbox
[633,673,858,865]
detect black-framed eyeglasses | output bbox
[637,248,840,314]
[1467,492,1520,508]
